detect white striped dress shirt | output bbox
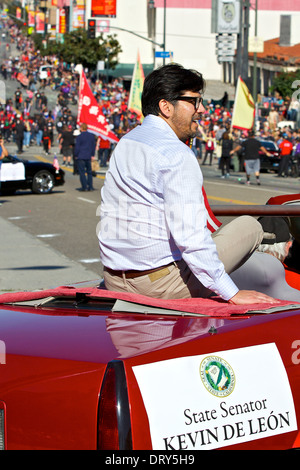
[98,114,238,300]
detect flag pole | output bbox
[75,64,83,127]
[230,75,240,135]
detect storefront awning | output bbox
[105,63,154,79]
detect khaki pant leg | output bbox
[103,261,210,299]
[103,216,263,299]
[212,216,263,273]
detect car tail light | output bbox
[97,361,132,450]
[0,402,6,450]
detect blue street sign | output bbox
[155,51,171,58]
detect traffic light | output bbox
[88,19,96,39]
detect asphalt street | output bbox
[0,139,106,293]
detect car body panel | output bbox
[0,306,113,449]
[1,198,299,450]
[0,155,65,194]
[123,310,300,450]
[39,65,52,81]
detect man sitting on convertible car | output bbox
[98,64,279,307]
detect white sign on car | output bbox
[133,343,297,450]
[0,162,25,182]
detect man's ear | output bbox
[158,99,173,118]
[285,240,293,259]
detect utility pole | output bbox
[235,0,243,83]
[241,0,250,82]
[252,0,258,103]
[163,0,166,65]
[235,0,250,84]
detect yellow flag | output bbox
[128,51,145,119]
[231,76,255,131]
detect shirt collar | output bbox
[143,114,179,140]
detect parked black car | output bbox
[0,155,65,195]
[258,140,281,172]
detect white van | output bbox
[39,65,52,81]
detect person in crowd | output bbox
[278,133,294,177]
[74,123,96,191]
[202,130,215,165]
[41,125,51,155]
[23,115,31,148]
[220,91,228,108]
[98,63,278,306]
[47,116,55,146]
[230,217,300,301]
[96,136,111,167]
[36,115,44,146]
[40,92,48,111]
[267,106,279,131]
[287,98,300,122]
[238,130,271,185]
[14,115,25,154]
[14,87,22,110]
[2,113,12,142]
[293,138,300,178]
[0,136,8,160]
[35,90,42,110]
[232,130,244,172]
[72,128,80,175]
[0,135,8,191]
[59,124,74,166]
[219,131,234,178]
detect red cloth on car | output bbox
[0,286,298,317]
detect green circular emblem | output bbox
[200,355,235,397]
[222,3,235,23]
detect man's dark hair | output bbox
[141,63,205,117]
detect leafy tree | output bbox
[270,69,300,99]
[32,28,122,70]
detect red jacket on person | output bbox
[279,139,293,155]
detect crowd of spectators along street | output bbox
[0,17,299,177]
[190,90,300,178]
[0,18,140,164]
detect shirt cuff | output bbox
[212,273,239,301]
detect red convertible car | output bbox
[0,198,299,451]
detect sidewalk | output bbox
[0,217,101,293]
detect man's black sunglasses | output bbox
[174,96,203,110]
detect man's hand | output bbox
[229,290,280,305]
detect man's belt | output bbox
[104,262,175,279]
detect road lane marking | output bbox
[207,195,257,205]
[79,258,101,263]
[36,233,60,238]
[77,197,96,204]
[206,182,299,205]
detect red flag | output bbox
[77,70,119,144]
